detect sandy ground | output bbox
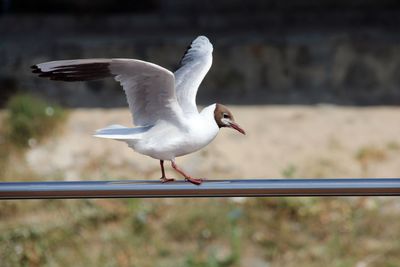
[25,105,400,181]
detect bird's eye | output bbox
[223,113,229,119]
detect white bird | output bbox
[31,36,245,185]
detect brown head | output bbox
[214,103,246,135]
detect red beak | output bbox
[229,122,246,135]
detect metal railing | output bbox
[1,178,400,199]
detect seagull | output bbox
[31,36,245,185]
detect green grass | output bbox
[1,195,400,267]
[281,164,297,178]
[0,94,67,179]
[5,93,66,148]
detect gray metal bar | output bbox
[0,178,400,199]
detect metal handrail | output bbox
[1,178,400,199]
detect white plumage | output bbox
[175,36,213,114]
[32,36,244,185]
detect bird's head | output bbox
[214,103,245,135]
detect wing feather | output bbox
[174,36,213,114]
[32,58,184,126]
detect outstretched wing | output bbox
[32,58,184,127]
[174,36,213,114]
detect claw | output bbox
[160,177,175,183]
[185,177,203,185]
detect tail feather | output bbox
[97,124,126,130]
[94,125,151,140]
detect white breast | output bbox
[131,106,219,160]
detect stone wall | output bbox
[1,13,400,106]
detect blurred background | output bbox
[1,1,400,266]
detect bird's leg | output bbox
[171,160,203,185]
[159,160,175,183]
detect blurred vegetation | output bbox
[281,164,297,178]
[1,196,400,267]
[1,103,400,266]
[4,94,66,148]
[0,93,67,178]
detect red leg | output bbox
[159,160,174,183]
[171,160,203,185]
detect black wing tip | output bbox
[32,64,48,75]
[31,65,41,73]
[32,69,42,74]
[179,44,192,66]
[30,62,112,82]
